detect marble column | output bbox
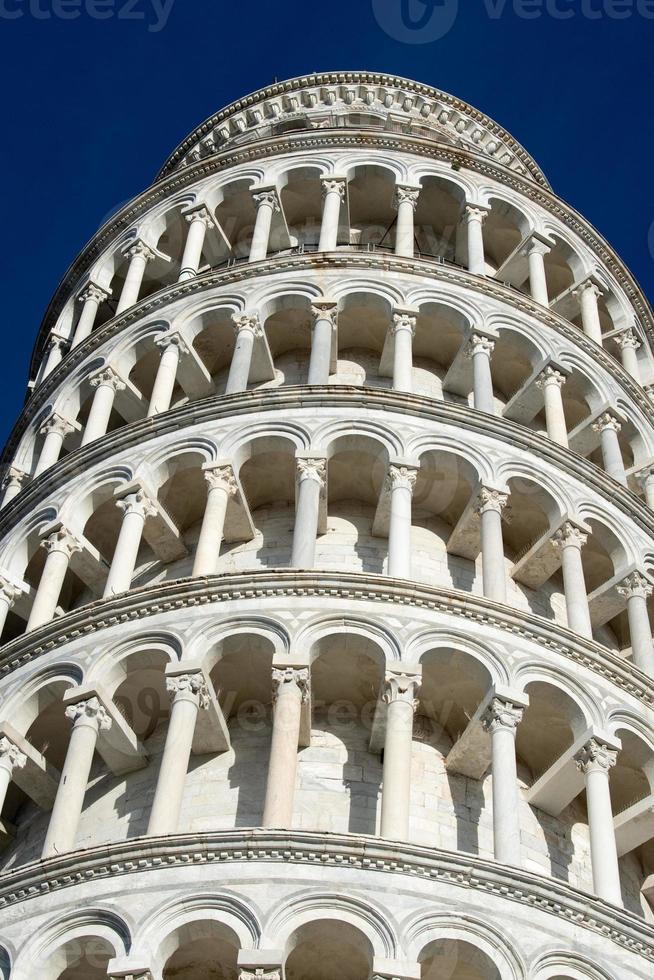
[482,696,524,865]
[617,572,654,675]
[391,312,417,393]
[103,490,157,598]
[380,673,420,841]
[179,205,214,281]
[464,206,487,276]
[1,466,28,507]
[393,185,420,258]
[308,301,337,385]
[27,528,81,632]
[0,576,20,639]
[318,177,346,252]
[249,188,280,262]
[147,673,210,835]
[386,465,418,579]
[147,333,188,417]
[637,466,654,509]
[575,739,621,905]
[72,282,110,347]
[42,697,112,858]
[475,487,508,603]
[0,736,26,816]
[34,413,75,476]
[262,667,309,828]
[81,367,126,446]
[466,334,496,415]
[116,240,156,314]
[525,239,551,306]
[592,413,627,486]
[291,458,326,569]
[40,334,68,381]
[534,366,568,446]
[193,465,238,576]
[574,280,604,345]
[615,329,641,383]
[226,314,262,394]
[551,522,592,638]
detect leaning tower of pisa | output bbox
[1,71,654,979]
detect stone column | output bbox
[536,367,568,447]
[291,458,326,569]
[574,280,604,345]
[226,314,262,394]
[465,334,496,415]
[592,413,627,486]
[179,205,214,281]
[147,674,210,836]
[116,240,156,314]
[386,465,418,579]
[262,667,309,828]
[318,177,346,252]
[73,282,110,347]
[637,466,654,509]
[103,490,157,598]
[147,333,188,417]
[81,368,126,446]
[0,576,20,639]
[40,334,68,381]
[193,465,238,576]
[34,413,75,476]
[0,736,26,816]
[42,697,112,858]
[615,329,641,382]
[575,739,621,905]
[525,239,551,306]
[27,528,81,632]
[551,522,592,638]
[1,466,28,507]
[380,673,420,841]
[617,572,654,674]
[482,697,524,865]
[464,206,487,276]
[393,185,420,258]
[308,301,337,385]
[249,188,280,262]
[475,488,508,604]
[390,311,417,393]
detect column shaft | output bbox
[576,740,621,905]
[595,419,627,485]
[480,508,507,603]
[0,739,26,816]
[249,190,278,262]
[262,669,307,828]
[226,315,261,394]
[291,462,325,568]
[27,531,80,632]
[319,179,345,252]
[391,314,416,394]
[465,208,486,275]
[394,186,419,258]
[179,214,209,281]
[472,349,494,414]
[483,699,524,865]
[553,524,593,638]
[72,284,109,347]
[193,477,234,576]
[538,370,568,447]
[386,467,417,579]
[82,382,116,446]
[104,492,156,598]
[148,342,181,417]
[380,674,420,841]
[308,306,335,385]
[627,593,654,673]
[578,283,603,345]
[117,250,149,314]
[527,247,549,305]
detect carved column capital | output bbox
[481,697,524,735]
[271,666,310,704]
[592,412,621,435]
[536,366,567,389]
[575,738,618,776]
[617,571,653,601]
[39,412,75,438]
[391,312,417,337]
[89,366,126,392]
[183,204,215,229]
[0,575,21,605]
[78,281,111,305]
[154,331,189,356]
[232,312,263,338]
[551,520,588,552]
[239,971,281,980]
[41,526,82,559]
[393,184,420,210]
[124,239,157,263]
[465,334,495,359]
[475,486,509,516]
[385,465,419,494]
[65,696,112,731]
[0,736,27,775]
[297,457,327,487]
[464,204,488,224]
[573,278,603,301]
[615,328,641,352]
[2,466,28,491]
[310,301,338,326]
[252,188,281,213]
[166,672,211,709]
[46,333,69,354]
[116,489,158,521]
[204,464,239,495]
[320,176,347,199]
[382,672,421,708]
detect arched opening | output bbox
[279,166,324,250]
[414,175,466,262]
[262,294,313,386]
[334,291,393,389]
[419,938,501,980]
[347,165,397,249]
[159,919,241,979]
[41,935,116,979]
[284,919,374,980]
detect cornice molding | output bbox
[28,130,654,376]
[0,829,652,963]
[10,252,653,465]
[2,387,653,543]
[0,570,653,709]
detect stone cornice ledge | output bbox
[12,253,652,466]
[2,389,653,541]
[0,830,652,962]
[1,571,653,709]
[28,130,654,374]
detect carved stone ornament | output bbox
[297,457,327,486]
[116,489,158,521]
[0,736,27,774]
[166,672,211,710]
[575,738,618,776]
[382,672,421,708]
[204,464,239,496]
[231,313,263,338]
[481,697,524,735]
[65,696,112,732]
[592,412,621,434]
[550,521,588,551]
[474,487,508,516]
[617,571,653,601]
[271,666,310,704]
[536,366,566,389]
[385,465,418,494]
[89,366,126,392]
[41,527,83,559]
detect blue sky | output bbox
[0,0,652,446]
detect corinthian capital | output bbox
[124,239,157,263]
[166,672,211,709]
[65,696,112,731]
[231,313,263,338]
[481,697,524,735]
[183,203,215,229]
[239,971,281,980]
[617,571,654,601]
[382,672,421,708]
[252,187,280,212]
[465,205,488,224]
[320,176,347,199]
[393,184,420,210]
[615,328,641,352]
[573,278,603,301]
[39,412,75,438]
[271,666,310,704]
[535,366,566,390]
[592,412,621,434]
[89,366,126,392]
[551,520,588,552]
[0,575,21,604]
[310,301,338,326]
[78,281,111,305]
[0,736,27,774]
[2,466,28,491]
[391,311,417,337]
[41,526,83,559]
[297,457,327,487]
[154,331,189,355]
[474,486,508,516]
[385,464,418,494]
[465,334,495,359]
[575,738,618,776]
[116,489,158,521]
[204,464,238,495]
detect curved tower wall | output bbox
[0,72,653,979]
